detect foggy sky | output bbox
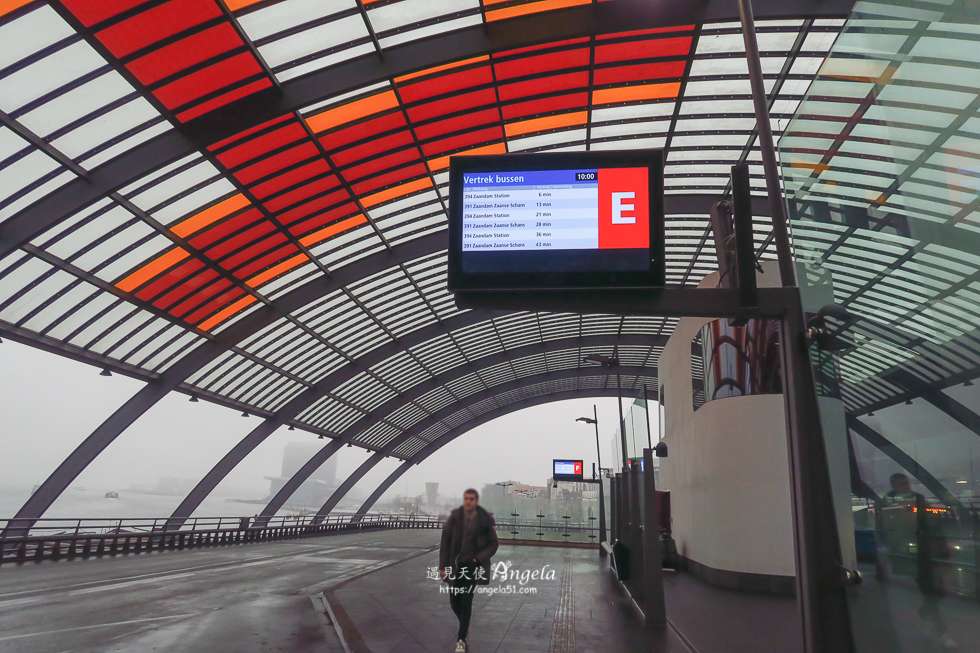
[0,339,652,516]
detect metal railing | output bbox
[0,513,442,566]
[493,517,600,544]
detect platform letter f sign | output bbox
[611,192,636,224]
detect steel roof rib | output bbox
[355,383,650,515]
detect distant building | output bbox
[425,482,439,508]
[264,442,339,508]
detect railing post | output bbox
[642,448,666,625]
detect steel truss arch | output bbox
[329,382,653,520]
[171,338,663,527]
[353,386,649,516]
[6,190,760,533]
[266,363,658,522]
[5,232,449,533]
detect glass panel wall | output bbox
[780,1,980,649]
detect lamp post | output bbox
[584,353,627,472]
[576,405,608,546]
[495,481,513,514]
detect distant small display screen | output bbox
[448,152,664,290]
[553,459,584,480]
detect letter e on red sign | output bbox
[598,167,649,249]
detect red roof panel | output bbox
[407,88,497,122]
[126,23,241,85]
[331,131,416,167]
[248,159,331,198]
[594,37,693,64]
[414,108,500,140]
[500,92,588,120]
[421,126,504,157]
[593,60,687,85]
[493,48,590,80]
[398,66,494,104]
[497,71,589,101]
[234,142,319,185]
[95,0,222,58]
[342,148,421,181]
[321,112,408,149]
[217,123,308,169]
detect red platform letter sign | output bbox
[598,167,649,249]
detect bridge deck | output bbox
[0,529,800,653]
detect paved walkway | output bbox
[0,529,804,653]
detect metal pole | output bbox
[642,447,666,625]
[617,371,628,472]
[777,301,855,653]
[740,2,853,650]
[594,404,608,547]
[629,464,644,600]
[643,384,653,450]
[610,475,618,544]
[737,0,796,288]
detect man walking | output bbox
[439,488,499,652]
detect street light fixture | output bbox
[583,353,628,472]
[575,404,607,546]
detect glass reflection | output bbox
[692,318,781,410]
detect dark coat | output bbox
[439,505,499,585]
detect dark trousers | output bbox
[449,568,477,640]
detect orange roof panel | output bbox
[0,0,32,19]
[504,111,587,138]
[395,56,491,84]
[172,194,251,238]
[361,178,433,208]
[486,0,594,22]
[428,142,507,173]
[592,82,681,105]
[300,215,369,246]
[305,90,400,134]
[116,247,191,293]
[198,295,258,332]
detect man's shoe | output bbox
[454,639,466,652]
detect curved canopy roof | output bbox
[0,0,866,522]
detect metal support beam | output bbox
[847,416,960,509]
[346,387,642,516]
[642,447,667,626]
[268,367,657,519]
[921,391,980,439]
[456,285,801,319]
[315,452,385,522]
[355,460,414,518]
[258,438,347,525]
[173,342,656,527]
[4,234,450,533]
[739,0,796,288]
[777,297,854,653]
[628,465,644,599]
[2,351,224,538]
[167,417,283,529]
[335,337,664,441]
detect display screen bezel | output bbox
[447,151,665,291]
[553,458,584,481]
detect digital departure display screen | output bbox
[448,152,664,291]
[553,459,584,481]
